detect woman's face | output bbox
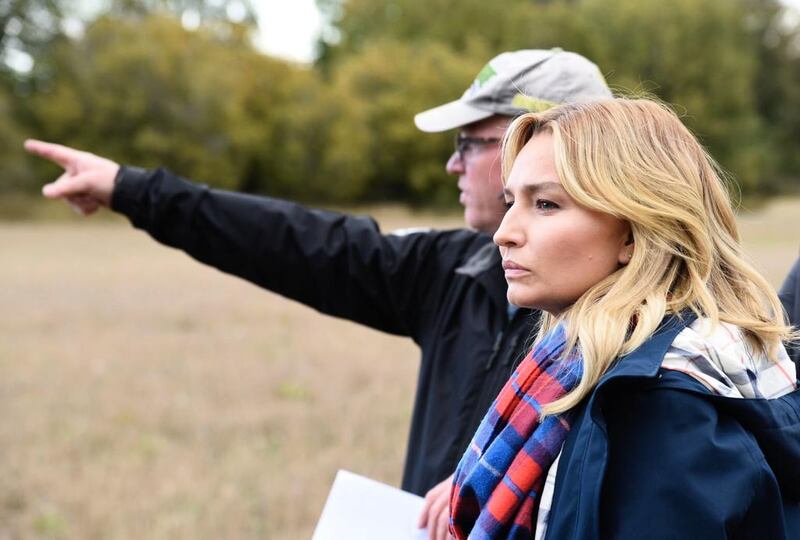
[493,132,631,315]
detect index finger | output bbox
[24,139,82,170]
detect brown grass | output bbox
[1,200,798,539]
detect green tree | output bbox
[318,0,798,194]
[25,13,312,194]
[315,0,537,70]
[560,0,768,191]
[1,0,62,74]
[314,39,480,203]
[104,0,256,24]
[10,0,800,204]
[0,86,33,192]
[748,0,800,188]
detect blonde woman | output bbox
[450,99,800,540]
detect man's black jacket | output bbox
[111,166,540,495]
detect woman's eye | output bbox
[504,200,514,210]
[535,199,559,210]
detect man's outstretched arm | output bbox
[25,139,481,340]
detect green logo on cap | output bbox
[475,64,497,87]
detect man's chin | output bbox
[465,212,502,234]
[464,210,483,232]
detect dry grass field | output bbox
[1,200,799,539]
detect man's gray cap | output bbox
[414,48,612,133]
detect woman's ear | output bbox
[618,231,634,265]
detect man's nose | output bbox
[446,151,464,175]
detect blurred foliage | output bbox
[22,13,312,195]
[318,0,800,196]
[1,0,62,74]
[3,0,800,203]
[318,40,479,203]
[315,0,539,69]
[0,86,30,191]
[103,0,256,24]
[548,0,769,192]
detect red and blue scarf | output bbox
[450,324,582,539]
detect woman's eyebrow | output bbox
[503,181,563,198]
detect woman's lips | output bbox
[502,260,530,279]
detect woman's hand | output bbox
[417,473,454,540]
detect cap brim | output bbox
[414,100,494,133]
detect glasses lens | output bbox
[454,135,499,162]
[454,135,470,162]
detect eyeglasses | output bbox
[454,134,501,162]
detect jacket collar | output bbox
[455,239,510,309]
[598,312,697,386]
[455,239,498,277]
[597,312,800,501]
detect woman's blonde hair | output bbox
[501,98,795,415]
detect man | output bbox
[26,48,611,538]
[780,255,800,369]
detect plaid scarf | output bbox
[450,324,582,540]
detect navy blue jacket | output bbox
[546,315,800,539]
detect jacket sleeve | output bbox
[779,256,800,323]
[779,256,800,369]
[110,166,479,340]
[598,376,788,539]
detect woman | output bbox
[449,99,800,539]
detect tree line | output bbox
[3,0,799,205]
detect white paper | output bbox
[312,469,430,540]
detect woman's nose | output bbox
[493,207,523,248]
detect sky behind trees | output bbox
[252,0,322,62]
